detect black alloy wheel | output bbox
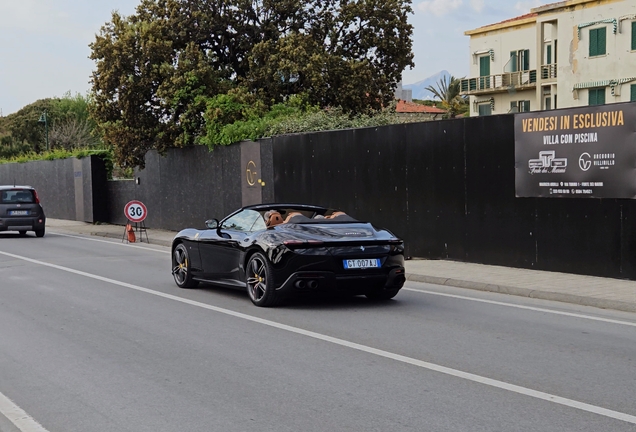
[172,243,198,288]
[246,252,278,307]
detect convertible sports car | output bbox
[171,204,406,307]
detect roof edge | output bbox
[531,0,599,14]
[465,14,538,36]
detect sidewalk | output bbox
[47,219,636,314]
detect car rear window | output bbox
[1,189,36,204]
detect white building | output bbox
[460,0,636,116]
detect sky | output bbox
[0,0,545,116]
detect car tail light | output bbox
[33,190,40,204]
[284,240,325,247]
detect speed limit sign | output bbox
[124,200,147,223]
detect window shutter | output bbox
[522,100,530,112]
[590,29,598,56]
[598,27,606,55]
[522,50,530,71]
[479,56,490,77]
[547,45,552,65]
[632,22,636,51]
[510,51,518,72]
[631,84,636,102]
[478,104,492,116]
[589,88,606,106]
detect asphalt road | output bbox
[1,231,636,432]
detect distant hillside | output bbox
[404,70,451,100]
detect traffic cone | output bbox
[126,223,136,243]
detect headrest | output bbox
[264,210,284,227]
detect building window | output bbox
[632,22,636,51]
[631,84,636,102]
[478,104,492,116]
[545,97,552,110]
[509,49,530,72]
[588,87,606,105]
[510,100,530,113]
[589,27,606,57]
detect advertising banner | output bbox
[515,103,636,198]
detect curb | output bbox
[406,274,636,314]
[90,231,173,248]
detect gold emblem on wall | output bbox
[246,161,265,187]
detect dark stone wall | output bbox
[0,156,106,222]
[107,144,246,231]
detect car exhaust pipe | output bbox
[307,280,318,289]
[295,280,307,289]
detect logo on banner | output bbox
[528,151,567,174]
[579,153,592,171]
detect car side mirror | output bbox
[205,219,219,229]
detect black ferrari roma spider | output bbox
[171,204,405,307]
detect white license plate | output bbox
[343,258,381,269]
[9,210,29,216]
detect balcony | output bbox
[541,64,557,81]
[459,70,537,96]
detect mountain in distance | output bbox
[403,70,451,100]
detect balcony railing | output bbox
[541,64,557,80]
[459,70,537,95]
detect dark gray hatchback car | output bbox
[0,186,46,237]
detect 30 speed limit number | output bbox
[124,200,147,223]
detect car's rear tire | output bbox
[246,252,279,307]
[35,228,45,238]
[172,243,198,288]
[365,287,401,301]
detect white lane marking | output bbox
[1,250,635,425]
[403,287,636,328]
[0,391,50,432]
[48,232,170,254]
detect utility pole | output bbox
[38,110,49,151]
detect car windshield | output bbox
[1,189,35,204]
[221,209,266,232]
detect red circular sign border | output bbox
[124,200,148,223]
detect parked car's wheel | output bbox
[172,243,198,288]
[35,228,45,238]
[246,252,278,307]
[365,287,401,301]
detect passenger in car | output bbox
[283,212,302,223]
[326,211,356,222]
[284,212,312,224]
[264,210,284,227]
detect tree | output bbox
[1,99,56,153]
[89,0,414,168]
[48,118,99,150]
[0,93,99,157]
[425,75,467,118]
[246,0,414,112]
